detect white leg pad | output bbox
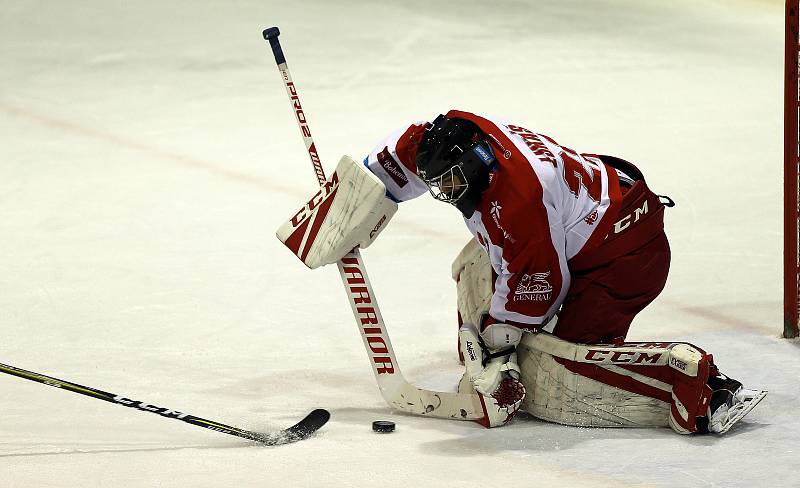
[518,337,669,428]
[452,238,492,327]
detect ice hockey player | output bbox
[277,109,766,434]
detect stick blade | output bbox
[254,408,330,446]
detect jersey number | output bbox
[560,149,602,202]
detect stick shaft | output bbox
[0,362,267,443]
[262,28,485,421]
[262,27,407,389]
[263,29,326,185]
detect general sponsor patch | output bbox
[513,272,553,302]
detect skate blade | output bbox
[712,389,767,434]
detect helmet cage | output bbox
[424,161,470,204]
[415,115,496,216]
[419,140,495,206]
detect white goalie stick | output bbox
[262,27,486,422]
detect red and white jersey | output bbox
[365,110,623,330]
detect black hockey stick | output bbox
[0,361,330,446]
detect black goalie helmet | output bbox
[415,114,496,217]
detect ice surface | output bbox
[0,0,796,487]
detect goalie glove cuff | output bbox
[481,322,524,350]
[459,323,526,428]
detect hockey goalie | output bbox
[276,110,767,435]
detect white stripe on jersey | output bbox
[493,120,615,261]
[465,210,569,326]
[363,112,619,328]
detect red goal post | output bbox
[785,0,800,338]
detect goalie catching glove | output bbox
[277,155,397,269]
[458,323,526,428]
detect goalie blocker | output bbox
[277,155,397,269]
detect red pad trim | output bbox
[284,217,311,257]
[618,363,676,385]
[299,186,338,262]
[475,393,491,428]
[556,357,672,403]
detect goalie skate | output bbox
[708,387,767,434]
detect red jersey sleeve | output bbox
[364,122,430,202]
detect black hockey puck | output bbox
[372,420,395,433]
